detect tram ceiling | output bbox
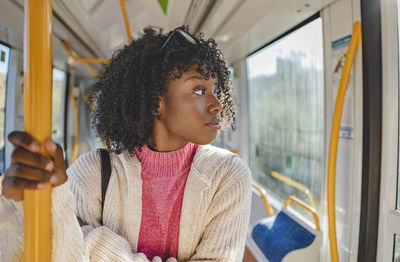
[52,0,337,64]
[0,0,104,76]
[1,0,339,74]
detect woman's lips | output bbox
[206,122,221,129]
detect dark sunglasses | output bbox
[159,29,197,53]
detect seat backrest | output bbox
[251,208,316,262]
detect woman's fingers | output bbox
[2,161,59,201]
[151,256,162,262]
[135,253,149,262]
[2,133,68,202]
[8,131,41,152]
[44,140,65,169]
[1,176,46,201]
[11,146,54,172]
[5,163,53,183]
[44,140,67,186]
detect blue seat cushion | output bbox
[252,211,316,262]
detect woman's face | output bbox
[151,68,222,150]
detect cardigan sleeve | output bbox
[0,177,88,261]
[0,194,24,261]
[54,151,153,262]
[187,156,252,262]
[0,151,152,262]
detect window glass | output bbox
[398,114,400,209]
[398,0,400,210]
[394,235,400,262]
[52,68,66,143]
[246,18,324,219]
[0,44,10,172]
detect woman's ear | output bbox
[156,96,166,120]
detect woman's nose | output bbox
[208,94,223,114]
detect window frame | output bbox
[377,0,400,261]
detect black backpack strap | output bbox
[97,148,111,225]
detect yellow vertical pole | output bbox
[327,21,361,262]
[23,0,52,261]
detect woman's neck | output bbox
[147,141,188,152]
[149,121,188,152]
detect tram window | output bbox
[246,17,324,219]
[0,44,10,172]
[52,68,66,143]
[394,235,400,262]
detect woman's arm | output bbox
[50,151,163,262]
[187,156,252,262]
[0,196,24,261]
[0,132,156,261]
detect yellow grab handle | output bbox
[62,41,108,76]
[85,62,101,76]
[284,195,320,231]
[120,0,133,43]
[62,41,110,64]
[271,171,316,209]
[327,21,361,262]
[252,182,274,217]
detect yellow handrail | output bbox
[68,86,79,163]
[271,171,316,209]
[62,40,108,76]
[252,182,274,217]
[284,195,320,231]
[61,0,133,77]
[120,0,133,43]
[62,41,110,64]
[81,92,91,106]
[61,0,132,77]
[85,61,101,76]
[327,21,361,262]
[24,0,52,261]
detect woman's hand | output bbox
[1,131,67,201]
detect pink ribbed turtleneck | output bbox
[134,142,198,260]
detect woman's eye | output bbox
[193,86,206,96]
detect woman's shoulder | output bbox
[67,151,101,176]
[194,144,251,182]
[66,150,138,188]
[66,150,102,190]
[195,144,236,160]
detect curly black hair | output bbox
[90,25,236,154]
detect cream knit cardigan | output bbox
[0,145,252,262]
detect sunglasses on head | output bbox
[159,29,197,53]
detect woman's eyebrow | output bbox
[185,76,204,81]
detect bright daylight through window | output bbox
[52,68,66,143]
[246,17,324,220]
[0,44,10,172]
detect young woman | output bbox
[0,26,251,262]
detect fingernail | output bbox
[45,162,54,172]
[37,183,46,189]
[31,143,40,152]
[49,175,58,184]
[50,141,57,151]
